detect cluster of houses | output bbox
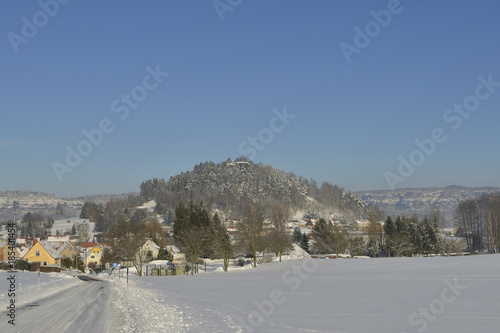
[0,235,180,273]
[0,235,109,271]
[298,218,383,233]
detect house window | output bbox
[63,255,67,259]
[43,261,47,265]
[36,250,40,257]
[91,255,95,259]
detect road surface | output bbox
[2,275,119,333]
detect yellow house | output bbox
[0,240,19,262]
[84,246,102,267]
[56,242,78,262]
[23,240,61,266]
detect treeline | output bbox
[295,219,366,257]
[383,215,441,257]
[454,193,500,253]
[294,213,462,258]
[173,200,294,273]
[79,195,142,232]
[17,212,54,238]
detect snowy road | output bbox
[2,275,118,333]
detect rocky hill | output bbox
[357,186,500,226]
[146,158,367,220]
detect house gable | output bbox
[23,241,61,266]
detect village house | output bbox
[83,245,103,267]
[0,240,19,262]
[56,242,78,262]
[354,220,371,232]
[23,240,61,266]
[136,239,160,262]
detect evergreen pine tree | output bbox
[300,233,309,253]
[384,216,396,257]
[292,227,302,244]
[157,247,167,260]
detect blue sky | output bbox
[1,0,499,197]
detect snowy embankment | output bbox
[0,271,83,307]
[109,254,500,333]
[110,274,192,332]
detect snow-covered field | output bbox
[50,217,95,237]
[1,255,499,332]
[109,254,500,332]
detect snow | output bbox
[107,254,500,332]
[2,255,499,332]
[0,271,83,307]
[50,217,96,239]
[137,200,157,211]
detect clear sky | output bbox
[1,0,499,197]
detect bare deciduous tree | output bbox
[270,202,292,262]
[237,202,265,268]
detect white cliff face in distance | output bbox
[357,185,500,225]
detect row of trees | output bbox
[383,215,441,257]
[291,213,457,258]
[309,219,366,257]
[103,206,166,276]
[173,200,294,273]
[18,212,54,238]
[455,193,500,253]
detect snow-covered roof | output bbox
[82,242,112,249]
[137,200,157,211]
[18,248,29,258]
[166,245,180,254]
[56,242,76,255]
[47,235,70,243]
[37,240,61,259]
[144,239,160,251]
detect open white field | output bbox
[50,217,95,238]
[117,255,500,333]
[1,255,499,332]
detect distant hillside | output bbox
[143,158,366,220]
[0,191,131,221]
[0,190,83,221]
[357,186,500,226]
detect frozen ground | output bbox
[1,255,499,332]
[111,254,500,333]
